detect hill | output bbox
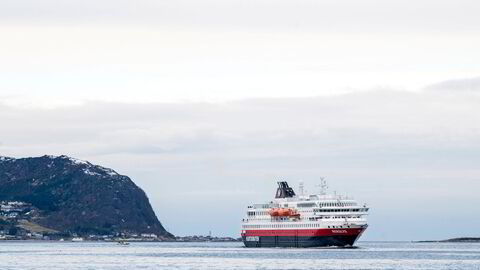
[0,155,173,239]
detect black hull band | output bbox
[242,235,360,248]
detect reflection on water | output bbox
[0,241,479,270]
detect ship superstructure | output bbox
[241,180,369,247]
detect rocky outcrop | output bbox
[0,155,173,238]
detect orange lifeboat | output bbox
[268,208,280,216]
[278,208,290,216]
[269,208,300,217]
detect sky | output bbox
[1,0,480,240]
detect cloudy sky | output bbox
[1,0,480,240]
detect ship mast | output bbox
[317,177,328,195]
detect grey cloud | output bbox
[1,0,479,33]
[2,90,480,163]
[1,90,480,240]
[424,76,480,93]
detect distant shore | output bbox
[415,237,480,243]
[0,234,241,242]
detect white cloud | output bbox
[2,2,480,107]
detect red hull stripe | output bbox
[243,228,365,237]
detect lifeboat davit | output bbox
[288,209,300,217]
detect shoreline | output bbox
[414,237,480,243]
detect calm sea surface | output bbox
[0,241,479,270]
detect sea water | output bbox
[0,241,479,270]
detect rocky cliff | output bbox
[0,155,172,238]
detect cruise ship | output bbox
[241,180,369,247]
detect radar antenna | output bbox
[317,177,328,195]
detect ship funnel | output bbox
[275,181,296,198]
